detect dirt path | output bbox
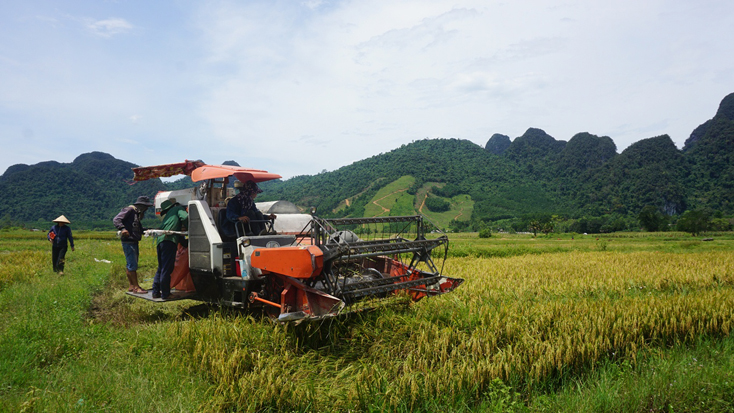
[415,182,441,215]
[453,206,464,221]
[339,180,380,212]
[418,193,427,214]
[372,189,407,216]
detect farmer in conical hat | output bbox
[48,215,75,275]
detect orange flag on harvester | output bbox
[171,245,196,292]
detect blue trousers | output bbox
[153,241,177,298]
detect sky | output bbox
[1,0,733,180]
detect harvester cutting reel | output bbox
[249,215,464,322]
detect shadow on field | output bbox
[178,303,214,319]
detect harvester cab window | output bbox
[212,180,230,240]
[207,178,230,209]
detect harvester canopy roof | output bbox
[191,165,282,183]
[131,161,281,183]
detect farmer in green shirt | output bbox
[152,199,188,299]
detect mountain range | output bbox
[1,93,732,232]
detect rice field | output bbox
[1,230,733,412]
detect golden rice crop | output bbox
[0,250,46,286]
[165,250,734,411]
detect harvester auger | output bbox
[250,215,463,321]
[126,160,464,322]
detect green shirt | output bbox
[156,204,188,245]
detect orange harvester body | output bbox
[251,245,324,279]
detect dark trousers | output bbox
[224,210,268,238]
[52,244,67,272]
[244,210,267,236]
[153,241,177,298]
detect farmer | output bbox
[225,180,276,237]
[112,196,154,294]
[152,199,188,300]
[47,215,75,275]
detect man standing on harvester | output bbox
[152,199,188,300]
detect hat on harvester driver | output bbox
[234,180,244,188]
[134,196,154,207]
[53,215,71,224]
[160,198,177,215]
[245,180,263,193]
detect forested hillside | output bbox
[2,93,733,232]
[262,93,734,232]
[0,152,167,228]
[682,92,734,212]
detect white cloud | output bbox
[301,0,327,10]
[116,138,140,145]
[86,18,133,37]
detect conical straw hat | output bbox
[53,215,71,224]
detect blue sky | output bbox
[1,0,733,180]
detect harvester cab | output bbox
[128,160,463,322]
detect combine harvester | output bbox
[130,160,463,322]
